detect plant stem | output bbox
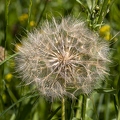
[37,0,48,26]
[27,0,32,30]
[76,95,82,118]
[61,98,65,120]
[118,108,120,120]
[105,94,110,120]
[97,0,109,26]
[81,94,87,120]
[4,0,10,51]
[0,0,10,115]
[3,0,10,77]
[116,94,120,120]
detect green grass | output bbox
[0,0,120,120]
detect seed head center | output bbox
[60,51,71,64]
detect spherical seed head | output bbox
[15,17,110,101]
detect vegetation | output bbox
[0,0,120,120]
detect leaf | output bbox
[95,88,117,94]
[0,53,18,66]
[76,0,86,8]
[15,99,34,120]
[0,93,39,117]
[86,0,92,11]
[72,117,80,120]
[47,106,61,120]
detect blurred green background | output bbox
[0,0,120,120]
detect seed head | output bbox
[15,17,110,101]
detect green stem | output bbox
[3,0,10,77]
[118,107,120,120]
[4,0,10,51]
[76,95,82,118]
[4,82,18,107]
[0,0,10,114]
[115,94,120,120]
[81,95,87,120]
[61,98,65,120]
[97,0,109,26]
[0,53,18,66]
[105,94,110,120]
[37,0,48,26]
[27,0,32,30]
